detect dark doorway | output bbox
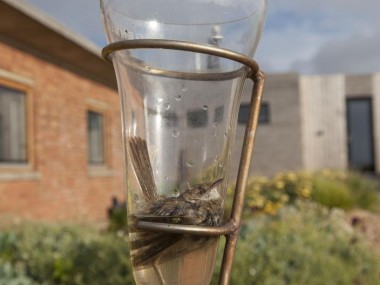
[346,98,375,171]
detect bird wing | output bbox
[128,136,160,204]
[130,232,182,267]
[130,228,216,268]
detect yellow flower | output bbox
[248,196,265,208]
[290,172,299,181]
[300,187,311,198]
[275,180,285,190]
[252,184,261,192]
[264,202,277,215]
[281,194,289,202]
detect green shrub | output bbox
[346,173,379,211]
[212,202,380,285]
[108,206,128,232]
[0,223,134,285]
[0,262,34,285]
[311,171,379,211]
[312,176,355,209]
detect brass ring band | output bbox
[101,39,260,80]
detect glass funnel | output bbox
[101,1,267,284]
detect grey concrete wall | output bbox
[300,75,347,171]
[228,72,378,181]
[346,74,373,97]
[372,73,380,173]
[229,73,303,180]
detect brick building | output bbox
[0,0,124,222]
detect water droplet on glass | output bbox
[164,176,169,180]
[175,95,182,101]
[146,65,152,71]
[203,105,208,110]
[163,102,171,110]
[172,130,179,137]
[156,98,163,105]
[213,122,218,127]
[182,85,187,92]
[224,132,228,138]
[219,162,224,168]
[186,160,195,168]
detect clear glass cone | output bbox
[101,1,267,284]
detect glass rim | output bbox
[107,6,263,26]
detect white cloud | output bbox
[271,0,380,19]
[255,25,327,73]
[254,0,380,74]
[23,0,380,75]
[292,29,380,74]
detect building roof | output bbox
[0,0,117,89]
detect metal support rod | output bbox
[136,219,238,236]
[102,39,266,285]
[218,71,265,285]
[102,39,259,74]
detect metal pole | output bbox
[218,71,265,285]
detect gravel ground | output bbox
[348,209,380,256]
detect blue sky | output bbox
[24,0,380,75]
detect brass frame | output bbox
[102,39,265,285]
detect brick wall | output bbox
[0,41,125,222]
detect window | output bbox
[214,105,224,124]
[187,109,208,128]
[162,111,178,128]
[258,103,270,124]
[0,86,27,163]
[88,111,104,165]
[238,102,270,124]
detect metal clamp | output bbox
[102,39,265,285]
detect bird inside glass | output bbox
[100,1,267,284]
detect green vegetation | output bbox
[212,202,380,284]
[0,224,134,285]
[345,172,379,211]
[1,170,379,284]
[311,176,355,209]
